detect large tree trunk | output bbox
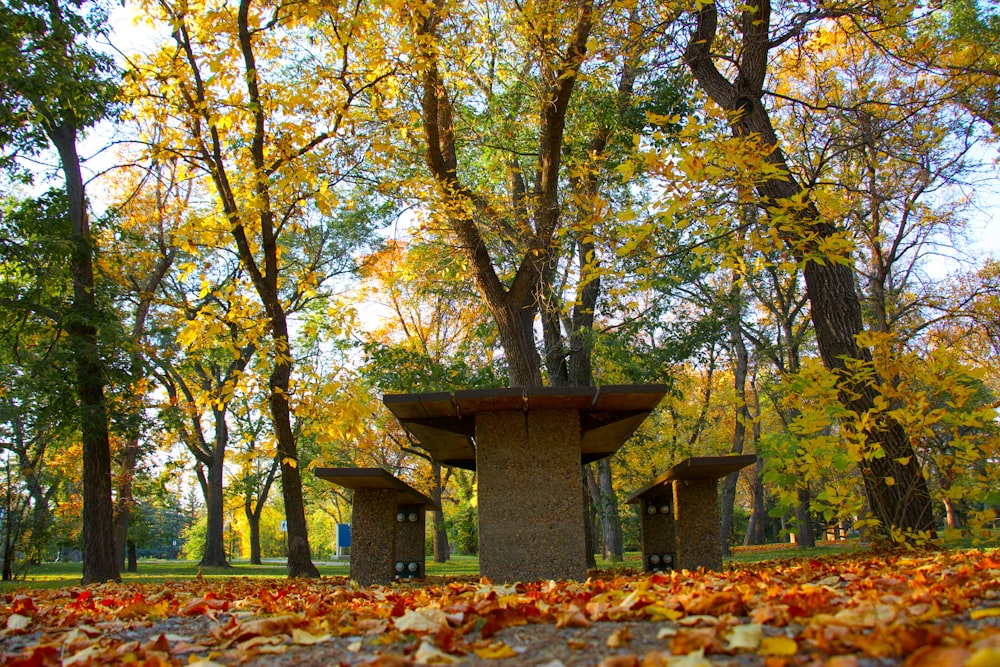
[684,0,934,541]
[235,0,318,578]
[268,330,319,578]
[49,123,119,585]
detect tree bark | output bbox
[48,123,119,585]
[744,457,767,545]
[234,0,318,577]
[684,0,934,541]
[595,459,623,561]
[245,455,277,566]
[200,406,230,568]
[431,463,450,563]
[721,267,750,557]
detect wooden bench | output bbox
[625,455,756,572]
[315,467,439,587]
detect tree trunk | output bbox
[113,436,139,572]
[795,486,816,548]
[200,410,229,568]
[583,470,598,568]
[48,123,119,585]
[721,267,750,557]
[595,460,623,561]
[127,540,137,572]
[684,0,934,541]
[249,516,263,564]
[245,455,277,566]
[431,463,450,563]
[269,347,319,578]
[744,458,767,545]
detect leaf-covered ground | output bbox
[2,549,999,666]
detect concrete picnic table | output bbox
[382,385,668,582]
[625,454,757,571]
[315,467,440,586]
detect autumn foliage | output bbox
[2,549,1000,666]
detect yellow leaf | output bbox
[725,623,762,650]
[759,636,798,656]
[884,476,895,486]
[291,628,330,645]
[967,648,1000,667]
[473,642,518,659]
[970,608,1000,620]
[282,457,297,468]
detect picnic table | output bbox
[625,455,757,571]
[315,467,439,586]
[383,385,668,582]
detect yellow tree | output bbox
[127,0,389,576]
[396,0,597,386]
[680,0,936,541]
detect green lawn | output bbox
[1,537,982,592]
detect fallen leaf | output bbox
[725,623,762,650]
[291,627,330,645]
[970,608,1000,620]
[395,607,450,634]
[473,642,519,659]
[759,636,798,656]
[670,627,722,655]
[5,614,32,631]
[967,648,1000,667]
[413,639,462,664]
[598,656,639,667]
[903,646,971,667]
[555,605,590,629]
[607,625,632,648]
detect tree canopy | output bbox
[1,0,999,576]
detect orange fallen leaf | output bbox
[607,625,632,648]
[473,641,518,659]
[555,605,590,629]
[670,627,722,655]
[598,656,639,667]
[904,646,971,667]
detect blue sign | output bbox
[336,523,351,548]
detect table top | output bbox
[383,385,669,470]
[314,467,440,509]
[624,455,758,503]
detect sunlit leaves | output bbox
[3,549,1000,664]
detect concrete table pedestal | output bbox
[315,468,439,587]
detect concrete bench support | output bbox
[315,468,439,587]
[626,455,756,572]
[476,409,586,583]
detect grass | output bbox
[3,536,988,592]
